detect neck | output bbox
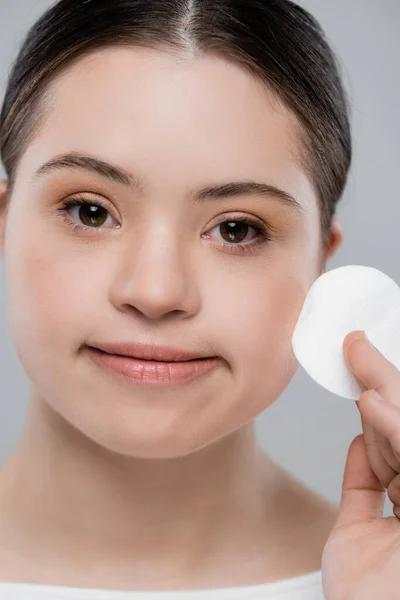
[0,389,288,590]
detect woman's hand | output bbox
[345,330,400,498]
[322,330,400,600]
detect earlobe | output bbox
[0,179,9,257]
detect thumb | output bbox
[333,434,386,530]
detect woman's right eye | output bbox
[56,197,119,233]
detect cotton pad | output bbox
[291,265,400,400]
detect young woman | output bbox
[0,1,399,599]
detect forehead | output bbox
[22,46,317,212]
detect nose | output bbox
[109,237,200,321]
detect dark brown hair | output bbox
[0,0,352,256]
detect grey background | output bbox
[0,0,398,517]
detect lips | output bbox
[85,346,221,386]
[89,341,216,363]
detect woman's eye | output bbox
[209,220,262,244]
[205,218,272,254]
[57,198,119,233]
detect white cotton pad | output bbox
[291,265,400,400]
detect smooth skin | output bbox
[0,46,348,590]
[322,331,400,600]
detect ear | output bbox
[0,179,8,257]
[325,218,343,261]
[318,219,343,275]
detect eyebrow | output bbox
[33,152,305,214]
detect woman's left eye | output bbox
[56,197,273,255]
[205,218,272,254]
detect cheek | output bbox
[4,229,97,379]
[211,266,309,414]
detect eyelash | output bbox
[56,196,273,255]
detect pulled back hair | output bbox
[0,0,351,257]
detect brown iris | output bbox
[219,221,249,243]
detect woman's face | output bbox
[0,47,341,458]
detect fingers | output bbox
[343,330,400,523]
[358,403,398,487]
[358,390,400,463]
[344,332,399,402]
[363,393,400,515]
[334,434,386,531]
